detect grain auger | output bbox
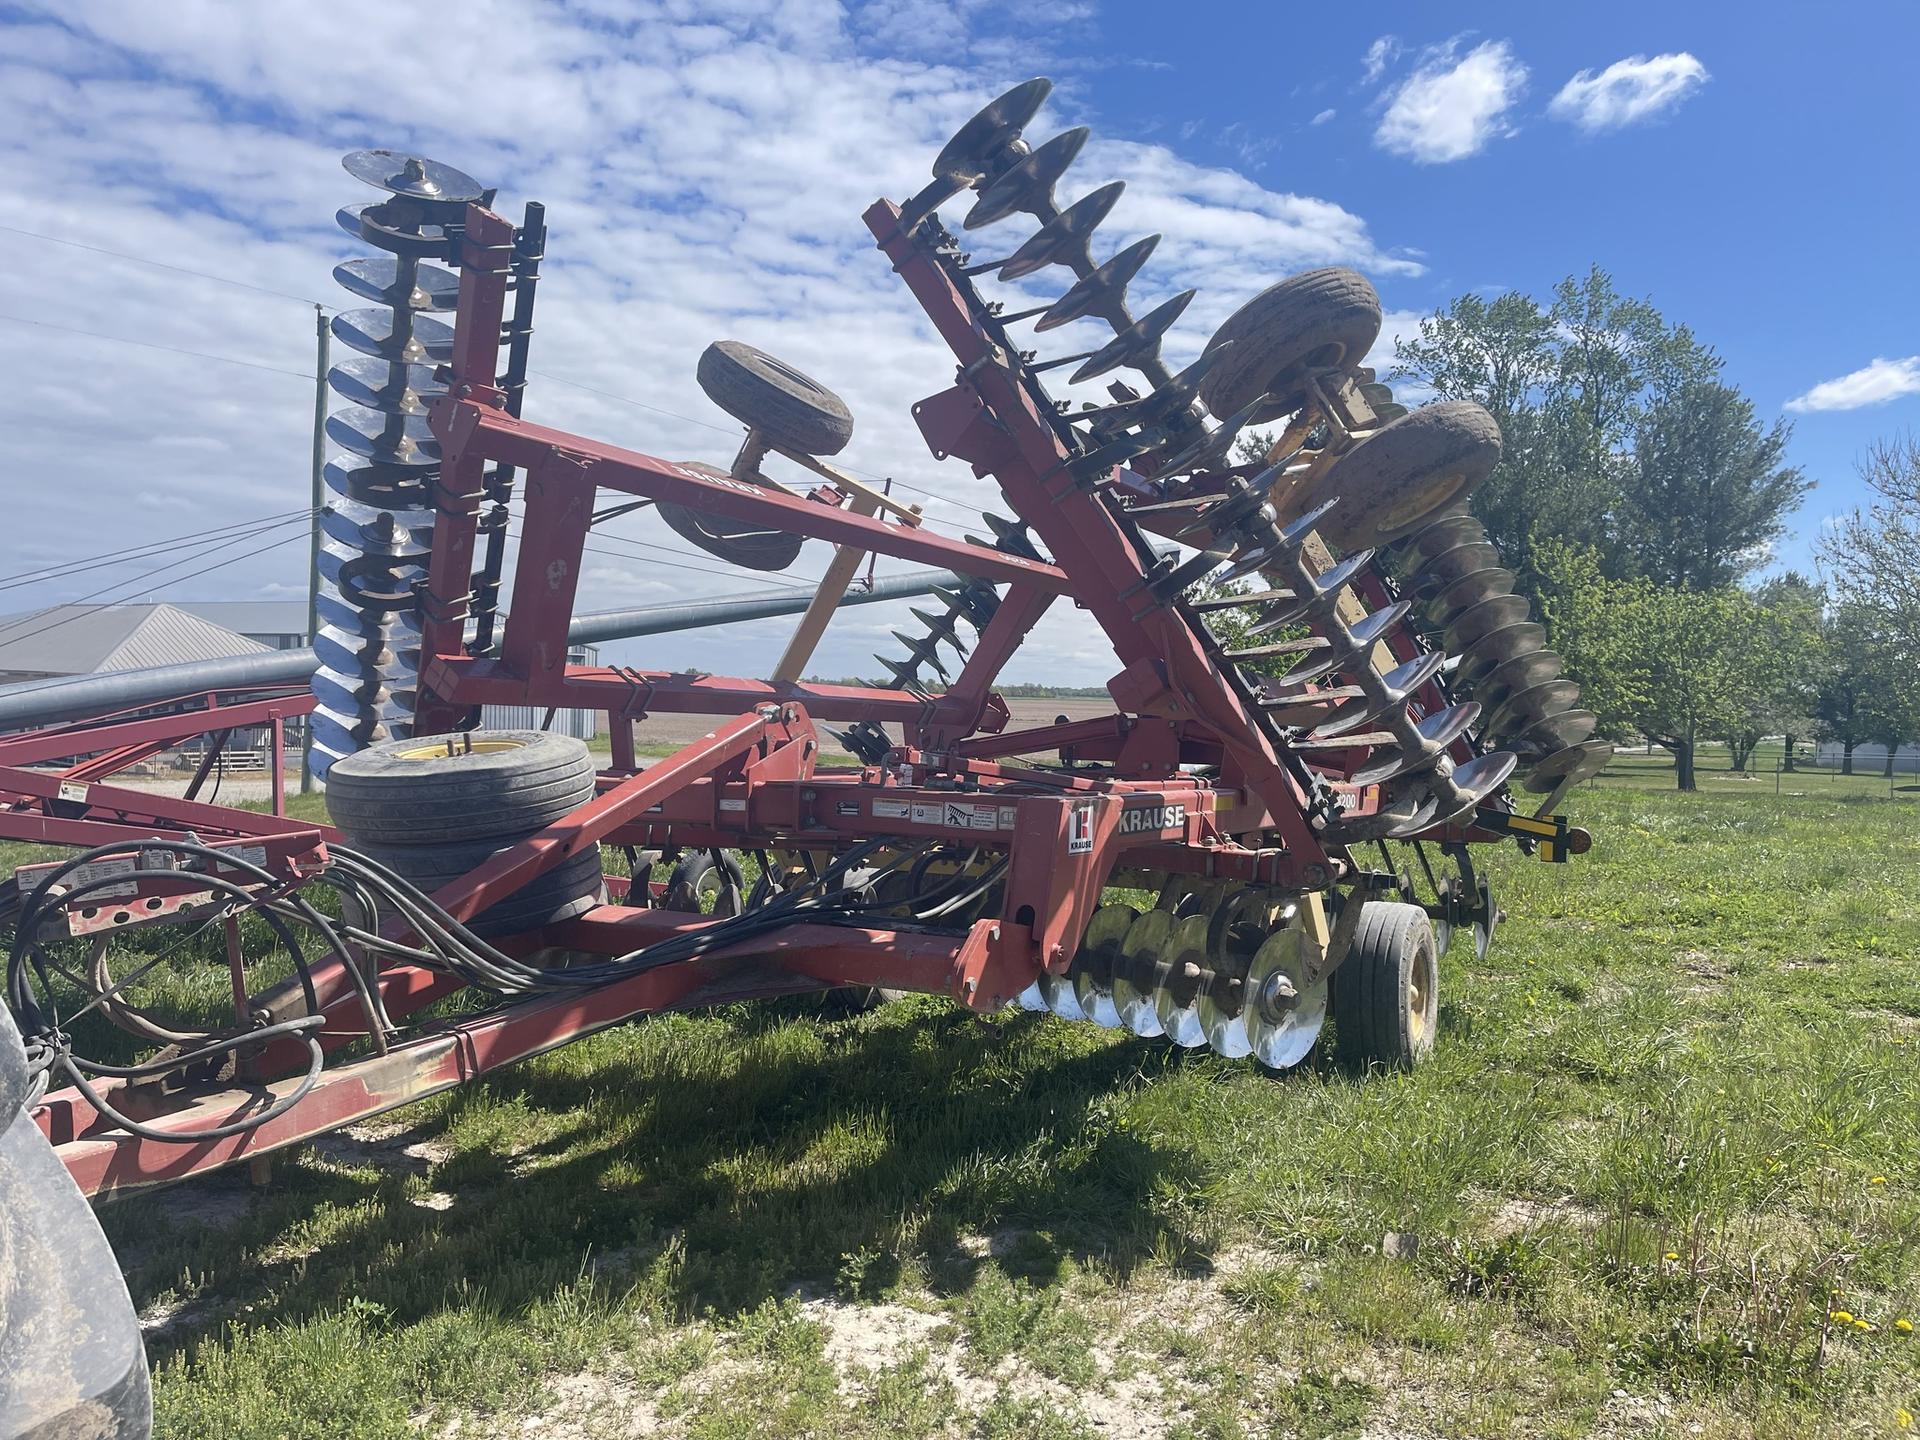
[4,80,1611,1253]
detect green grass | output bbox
[12,776,1920,1436]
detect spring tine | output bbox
[1034,234,1160,331]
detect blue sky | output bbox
[1081,1,1920,561]
[1,1,1914,685]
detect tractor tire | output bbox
[1330,900,1439,1070]
[696,340,855,457]
[1294,400,1502,552]
[324,730,595,845]
[1198,268,1383,421]
[663,849,746,916]
[344,836,607,939]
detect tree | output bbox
[1537,543,1804,790]
[1394,268,1803,600]
[1394,268,1718,592]
[1621,382,1810,589]
[1753,573,1826,770]
[1818,437,1920,775]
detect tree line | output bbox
[1393,268,1919,790]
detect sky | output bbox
[2,0,1915,688]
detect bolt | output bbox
[1258,970,1299,1018]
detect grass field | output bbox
[14,746,1920,1437]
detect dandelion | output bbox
[1869,1175,1889,1185]
[1853,1318,1875,1332]
[1663,1251,1679,1262]
[1831,1310,1855,1324]
[1900,1407,1913,1430]
[1896,1318,1914,1334]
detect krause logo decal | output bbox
[1118,801,1186,836]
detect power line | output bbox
[0,313,312,382]
[0,231,1004,529]
[0,508,315,593]
[0,224,329,309]
[0,516,314,650]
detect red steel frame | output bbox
[9,193,1508,1198]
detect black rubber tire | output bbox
[1198,268,1383,421]
[657,502,805,573]
[343,836,606,939]
[663,849,746,916]
[1296,400,1503,551]
[696,340,854,457]
[324,730,595,844]
[1330,900,1439,1070]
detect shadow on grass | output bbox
[109,996,1232,1364]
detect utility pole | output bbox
[300,304,328,793]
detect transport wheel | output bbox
[1198,268,1382,421]
[1331,901,1439,1070]
[324,730,595,844]
[658,501,806,572]
[1291,401,1502,551]
[664,849,746,916]
[346,836,607,939]
[696,339,855,456]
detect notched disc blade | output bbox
[1035,234,1160,331]
[965,127,1089,229]
[1524,738,1613,792]
[998,181,1125,280]
[933,78,1053,183]
[1069,289,1196,384]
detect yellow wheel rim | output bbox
[390,737,528,761]
[1407,945,1436,1045]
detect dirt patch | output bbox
[1485,1195,1606,1238]
[307,1118,452,1176]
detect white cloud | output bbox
[0,0,1419,686]
[1785,357,1920,413]
[1361,35,1400,86]
[1375,39,1528,163]
[1310,108,1336,127]
[1548,52,1708,132]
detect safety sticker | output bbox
[718,798,747,813]
[872,798,913,819]
[57,781,87,805]
[65,857,140,900]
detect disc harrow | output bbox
[4,82,1608,1247]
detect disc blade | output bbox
[1036,235,1160,332]
[998,180,1125,280]
[333,256,460,311]
[933,78,1053,184]
[1245,927,1327,1069]
[1112,908,1172,1037]
[1151,914,1212,1048]
[343,148,483,202]
[965,127,1089,229]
